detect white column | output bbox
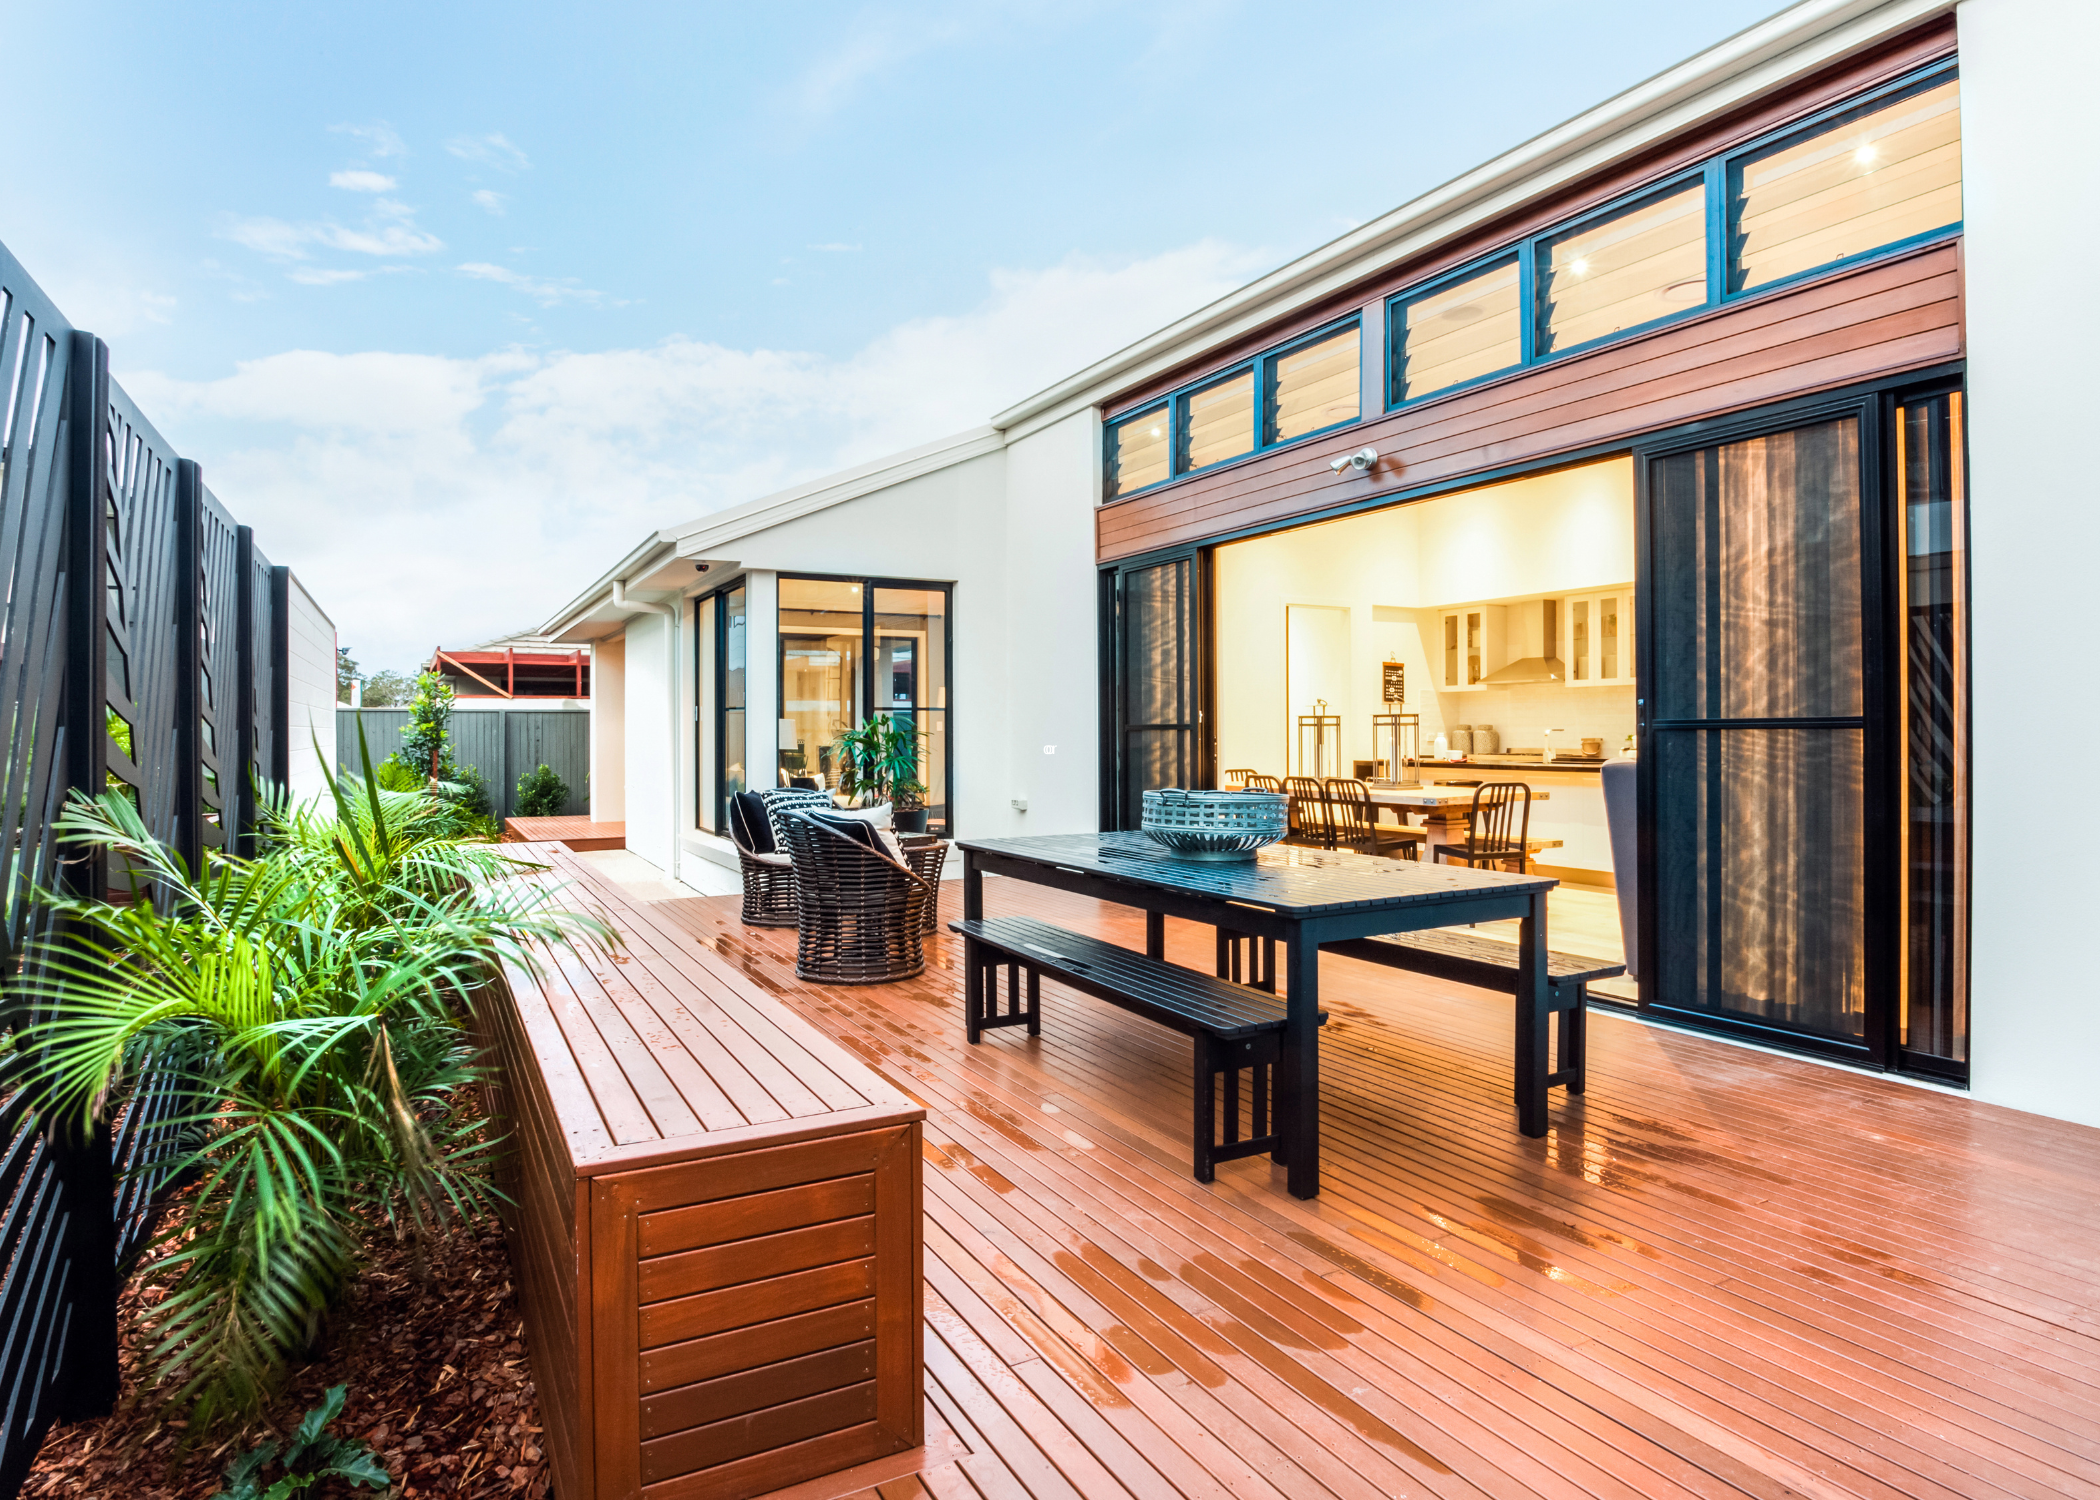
[590,634,626,822]
[745,572,780,789]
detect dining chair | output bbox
[1431,782,1534,873]
[1323,778,1424,861]
[1241,773,1282,793]
[1222,768,1257,788]
[1282,776,1333,848]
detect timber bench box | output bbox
[479,843,923,1500]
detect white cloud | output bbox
[446,133,531,172]
[457,262,613,307]
[287,267,381,286]
[330,122,406,158]
[329,169,398,193]
[809,242,863,253]
[224,198,443,262]
[125,240,1265,669]
[471,189,507,214]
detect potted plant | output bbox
[892,777,929,835]
[833,715,927,822]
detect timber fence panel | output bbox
[504,709,590,815]
[336,708,591,818]
[0,237,298,1497]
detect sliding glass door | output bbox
[1645,417,1877,1055]
[1640,383,1967,1079]
[1106,552,1208,829]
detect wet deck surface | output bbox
[627,876,2100,1500]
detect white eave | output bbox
[988,0,1954,440]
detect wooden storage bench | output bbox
[477,844,924,1500]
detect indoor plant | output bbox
[831,715,926,822]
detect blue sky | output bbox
[9,0,1778,671]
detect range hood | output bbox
[1481,653,1566,686]
[1480,598,1564,686]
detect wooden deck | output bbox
[502,815,626,850]
[570,865,2100,1500]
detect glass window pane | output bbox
[1397,259,1521,401]
[1268,325,1359,442]
[1651,418,1863,721]
[1899,391,1968,1064]
[1180,370,1254,472]
[1538,181,1707,354]
[779,577,864,789]
[1107,407,1170,498]
[722,585,746,810]
[1733,77,1961,292]
[873,586,949,827]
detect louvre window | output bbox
[1180,370,1256,472]
[1395,258,1520,402]
[1537,180,1709,355]
[1732,75,1961,292]
[1268,324,1359,442]
[1107,405,1170,497]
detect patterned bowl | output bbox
[1141,789,1289,860]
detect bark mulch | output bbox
[24,1218,550,1498]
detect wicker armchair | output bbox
[897,835,950,932]
[778,812,937,984]
[727,792,799,926]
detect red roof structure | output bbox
[425,645,589,699]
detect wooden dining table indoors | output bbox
[957,831,1557,1198]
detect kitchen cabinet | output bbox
[1563,589,1633,687]
[1435,605,1506,692]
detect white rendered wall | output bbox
[1957,0,2100,1126]
[282,572,337,803]
[591,635,626,821]
[622,611,675,870]
[1000,413,1100,837]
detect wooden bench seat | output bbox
[480,843,924,1500]
[1322,927,1625,1105]
[950,915,1326,1183]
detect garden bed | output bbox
[24,1216,551,1498]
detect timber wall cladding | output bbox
[479,845,923,1500]
[1095,18,1960,563]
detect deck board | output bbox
[633,870,2100,1500]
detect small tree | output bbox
[515,762,570,818]
[336,646,360,703]
[360,668,415,707]
[397,671,456,780]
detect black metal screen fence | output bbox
[0,238,298,1495]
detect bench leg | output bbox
[1193,1040,1217,1184]
[965,937,984,1043]
[1027,967,1041,1037]
[1214,929,1276,993]
[1561,984,1587,1094]
[1146,910,1166,960]
[1195,1033,1282,1183]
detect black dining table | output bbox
[957,831,1558,1199]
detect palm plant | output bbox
[832,714,925,807]
[10,729,610,1428]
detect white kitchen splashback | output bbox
[1435,681,1636,755]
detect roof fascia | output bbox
[536,534,675,637]
[662,425,1003,556]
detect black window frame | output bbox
[1384,59,1960,415]
[1102,312,1364,501]
[774,572,956,834]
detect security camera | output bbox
[1328,447,1379,474]
[695,561,710,572]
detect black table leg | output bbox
[1279,931,1320,1198]
[1514,887,1550,1137]
[963,848,984,923]
[1145,910,1165,960]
